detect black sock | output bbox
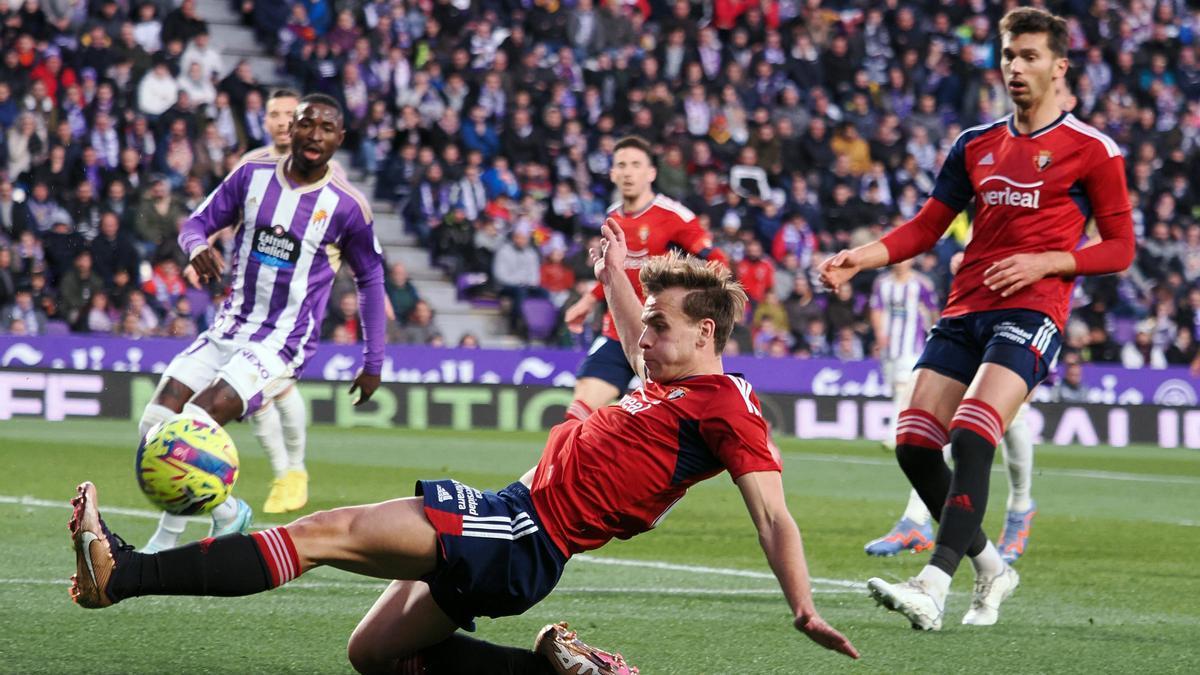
[398,634,554,675]
[929,428,996,575]
[895,443,988,557]
[109,534,273,601]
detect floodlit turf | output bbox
[2,418,1198,673]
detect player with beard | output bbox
[821,8,1134,630]
[139,93,386,552]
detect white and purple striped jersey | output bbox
[178,156,386,374]
[870,271,939,363]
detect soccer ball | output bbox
[136,415,239,515]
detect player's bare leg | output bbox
[567,376,619,422]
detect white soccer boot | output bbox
[867,576,945,631]
[962,564,1020,626]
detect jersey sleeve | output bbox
[930,133,975,212]
[700,377,781,479]
[672,210,727,265]
[1071,150,1135,276]
[178,163,249,256]
[339,205,388,375]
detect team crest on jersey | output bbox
[667,388,686,400]
[1033,150,1053,172]
[311,209,329,227]
[638,224,651,242]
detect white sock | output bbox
[211,496,240,526]
[253,403,289,479]
[1002,405,1035,512]
[970,540,1006,578]
[182,402,219,427]
[901,489,932,525]
[274,386,308,472]
[138,403,176,440]
[916,565,952,602]
[145,512,188,551]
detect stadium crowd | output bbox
[0,0,1198,380]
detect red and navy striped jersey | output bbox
[531,373,780,557]
[932,112,1130,329]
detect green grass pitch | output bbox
[2,418,1198,673]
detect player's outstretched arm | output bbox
[593,219,647,381]
[819,198,958,290]
[735,471,859,659]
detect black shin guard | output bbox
[895,443,988,556]
[109,534,272,601]
[412,634,555,675]
[930,428,997,575]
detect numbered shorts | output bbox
[416,479,567,631]
[160,331,295,417]
[576,336,639,392]
[915,308,1062,392]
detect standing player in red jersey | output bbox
[820,7,1135,631]
[562,135,727,424]
[68,224,859,672]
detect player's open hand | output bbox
[795,613,860,659]
[817,249,862,290]
[983,252,1067,298]
[591,218,628,285]
[349,371,381,406]
[191,247,225,285]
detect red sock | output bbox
[250,526,302,588]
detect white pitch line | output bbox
[573,554,865,589]
[789,453,1200,486]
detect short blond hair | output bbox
[640,251,747,354]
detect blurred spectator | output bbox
[396,299,441,345]
[735,239,774,305]
[0,247,15,308]
[0,181,35,241]
[83,290,117,334]
[123,289,159,334]
[385,261,420,328]
[137,59,179,117]
[539,235,575,308]
[493,222,547,334]
[134,177,185,259]
[321,290,361,342]
[458,333,480,349]
[1121,320,1167,369]
[1165,325,1198,366]
[2,287,48,334]
[141,256,185,310]
[1053,353,1090,403]
[58,249,104,327]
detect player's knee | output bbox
[138,403,176,440]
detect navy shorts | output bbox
[416,479,567,631]
[915,309,1062,392]
[575,336,638,391]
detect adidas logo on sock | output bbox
[436,485,452,502]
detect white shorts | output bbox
[160,331,296,416]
